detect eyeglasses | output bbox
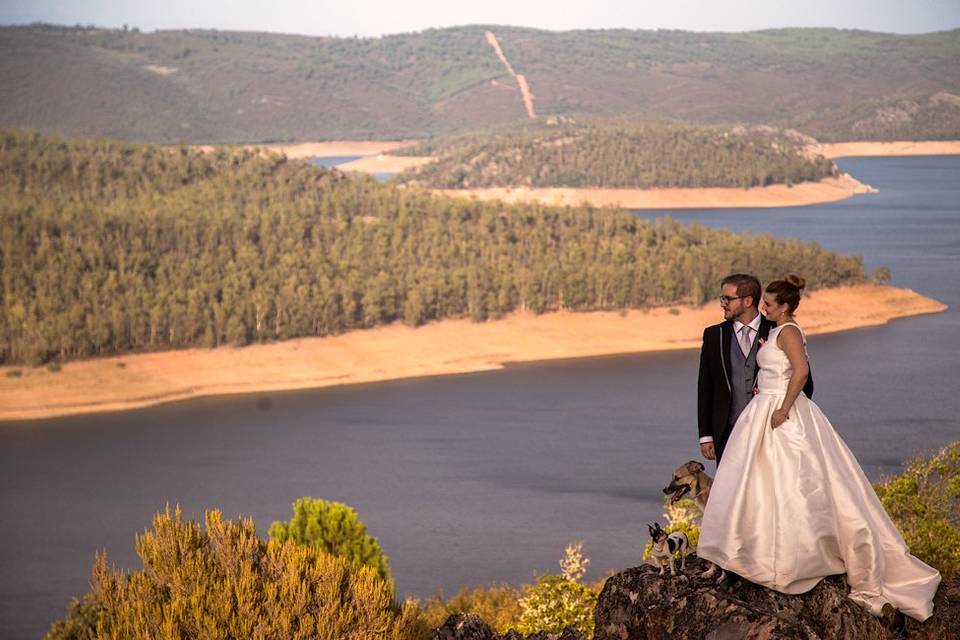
[719,295,745,305]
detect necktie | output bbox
[739,325,753,357]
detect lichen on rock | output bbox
[593,558,958,640]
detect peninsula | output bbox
[435,173,874,210]
[200,134,960,211]
[0,284,945,422]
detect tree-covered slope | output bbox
[787,92,960,142]
[396,123,837,189]
[0,130,865,365]
[1,24,958,142]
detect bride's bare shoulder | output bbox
[776,323,806,347]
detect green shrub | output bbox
[46,362,62,372]
[874,441,960,578]
[269,496,394,593]
[517,542,598,636]
[518,575,597,636]
[45,505,428,640]
[5,369,22,378]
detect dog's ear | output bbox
[691,461,705,472]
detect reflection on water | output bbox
[1,156,958,639]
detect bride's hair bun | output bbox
[783,274,806,291]
[765,275,805,313]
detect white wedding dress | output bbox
[698,322,941,622]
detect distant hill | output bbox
[787,92,960,141]
[1,24,959,142]
[395,123,837,189]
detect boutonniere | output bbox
[752,384,760,397]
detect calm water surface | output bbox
[306,155,361,167]
[306,156,394,182]
[1,156,958,638]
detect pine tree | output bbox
[269,497,394,594]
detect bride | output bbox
[697,275,941,622]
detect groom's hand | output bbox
[700,442,716,460]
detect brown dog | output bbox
[663,460,720,579]
[663,460,713,508]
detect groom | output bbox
[697,273,814,464]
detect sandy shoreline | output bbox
[258,140,418,159]
[436,173,876,210]
[0,284,945,422]
[812,140,960,159]
[195,140,417,159]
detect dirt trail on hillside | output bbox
[485,31,536,119]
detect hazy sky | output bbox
[2,0,959,37]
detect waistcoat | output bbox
[728,332,760,426]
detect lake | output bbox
[305,155,362,167]
[306,155,395,182]
[1,156,958,639]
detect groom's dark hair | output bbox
[721,273,761,306]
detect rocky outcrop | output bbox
[432,614,499,640]
[432,614,587,640]
[594,558,960,640]
[431,559,959,640]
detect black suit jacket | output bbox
[697,316,814,461]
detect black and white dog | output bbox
[647,522,691,576]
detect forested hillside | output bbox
[787,91,960,141]
[0,130,866,365]
[1,24,958,142]
[396,123,837,189]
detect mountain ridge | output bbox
[2,24,959,142]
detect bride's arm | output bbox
[771,325,810,429]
